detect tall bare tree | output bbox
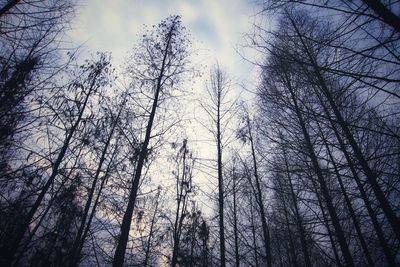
[201,66,236,267]
[112,16,191,267]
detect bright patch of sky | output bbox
[67,0,259,82]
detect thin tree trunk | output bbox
[307,166,342,267]
[189,211,198,267]
[112,23,175,267]
[328,113,396,266]
[172,185,188,265]
[11,152,83,267]
[172,197,188,266]
[275,176,298,267]
[233,171,240,267]
[171,141,191,267]
[315,85,396,266]
[247,118,271,267]
[216,86,226,267]
[143,189,161,267]
[281,142,311,267]
[77,144,118,261]
[249,198,260,267]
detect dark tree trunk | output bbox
[11,155,83,267]
[233,171,240,267]
[216,84,226,267]
[77,145,117,261]
[247,118,271,267]
[361,0,400,32]
[249,197,260,267]
[112,24,174,267]
[0,0,21,17]
[171,142,189,267]
[281,144,311,267]
[311,70,397,266]
[320,100,397,266]
[275,172,298,267]
[144,189,160,267]
[308,166,342,267]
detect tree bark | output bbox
[275,171,298,267]
[319,98,397,266]
[307,165,342,266]
[216,96,226,267]
[144,189,160,267]
[249,196,260,267]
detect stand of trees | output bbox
[0,0,399,266]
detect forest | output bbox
[0,0,399,266]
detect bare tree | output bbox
[237,114,272,267]
[112,15,191,267]
[201,65,236,267]
[170,139,195,266]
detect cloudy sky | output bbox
[68,0,259,81]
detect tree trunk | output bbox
[249,197,260,267]
[233,171,240,267]
[112,23,175,267]
[280,143,311,267]
[247,118,271,267]
[216,85,226,267]
[171,141,191,267]
[275,173,298,267]
[0,0,21,17]
[307,165,342,267]
[313,80,396,266]
[11,155,82,267]
[361,0,400,32]
[322,103,396,266]
[144,189,160,267]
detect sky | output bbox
[67,0,259,82]
[66,0,263,214]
